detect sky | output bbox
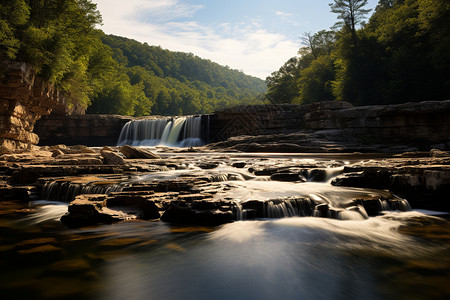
[92,0,379,79]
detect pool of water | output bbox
[1,200,449,300]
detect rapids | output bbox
[2,152,449,299]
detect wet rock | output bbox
[177,193,213,202]
[332,168,392,189]
[61,193,162,227]
[60,194,130,227]
[308,169,327,182]
[354,198,383,216]
[0,185,36,201]
[101,150,125,165]
[314,203,330,218]
[198,162,220,169]
[161,200,237,226]
[270,172,305,182]
[232,161,246,168]
[120,145,160,159]
[106,195,160,220]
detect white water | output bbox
[19,200,69,224]
[117,116,205,147]
[42,181,123,202]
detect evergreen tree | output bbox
[329,0,371,52]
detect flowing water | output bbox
[117,116,205,147]
[1,155,450,300]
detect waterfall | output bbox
[166,118,186,146]
[42,181,123,202]
[117,116,206,147]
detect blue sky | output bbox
[93,0,378,79]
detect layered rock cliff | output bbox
[0,62,60,152]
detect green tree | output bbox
[297,55,335,104]
[329,0,371,52]
[0,0,29,62]
[266,57,300,104]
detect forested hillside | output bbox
[267,0,450,106]
[89,34,266,116]
[0,0,266,116]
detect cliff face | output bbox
[34,100,450,150]
[35,114,133,146]
[0,62,60,152]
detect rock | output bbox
[232,161,246,168]
[0,185,36,201]
[332,158,450,211]
[101,150,125,165]
[270,172,305,182]
[35,114,133,147]
[66,145,97,154]
[52,156,103,165]
[106,195,160,220]
[161,200,237,226]
[119,145,161,159]
[61,193,161,227]
[198,162,220,169]
[0,62,61,152]
[102,146,115,152]
[61,194,132,227]
[430,149,450,157]
[51,149,64,157]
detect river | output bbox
[1,154,449,300]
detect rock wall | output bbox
[33,100,450,149]
[208,102,352,141]
[35,114,133,146]
[0,62,60,152]
[209,100,450,149]
[303,100,450,148]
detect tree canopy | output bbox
[1,1,267,116]
[266,0,450,106]
[0,0,105,110]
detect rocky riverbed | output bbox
[1,144,449,228]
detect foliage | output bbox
[87,34,267,116]
[0,0,104,110]
[1,2,266,116]
[267,0,450,106]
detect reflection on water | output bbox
[1,201,449,300]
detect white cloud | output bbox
[275,10,301,27]
[276,11,293,18]
[93,0,299,79]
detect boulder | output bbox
[101,150,125,165]
[60,193,161,227]
[60,194,134,227]
[119,145,161,159]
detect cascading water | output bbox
[42,181,124,202]
[117,116,206,147]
